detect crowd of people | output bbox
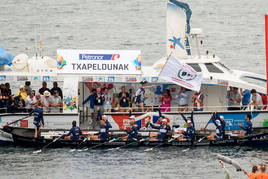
[0,81,63,113]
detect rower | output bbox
[148,118,171,141]
[206,112,224,140]
[178,118,195,142]
[90,115,112,141]
[124,116,140,142]
[64,121,82,141]
[219,115,226,136]
[238,114,253,137]
[29,102,44,138]
[179,109,195,131]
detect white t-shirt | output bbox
[25,96,37,109]
[251,93,263,107]
[50,96,62,113]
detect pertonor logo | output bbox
[79,54,120,60]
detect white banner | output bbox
[159,55,202,92]
[57,50,141,75]
[63,76,78,113]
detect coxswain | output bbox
[206,112,224,140]
[90,115,112,141]
[29,102,44,138]
[148,118,171,141]
[64,121,82,141]
[238,114,253,137]
[132,80,155,112]
[124,116,140,142]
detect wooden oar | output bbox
[69,138,87,152]
[33,134,64,154]
[4,115,31,127]
[144,138,176,152]
[79,137,122,152]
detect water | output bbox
[1,0,268,178]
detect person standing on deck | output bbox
[118,86,130,112]
[160,89,172,112]
[63,121,82,141]
[24,81,32,95]
[93,87,105,129]
[29,102,44,138]
[238,114,253,137]
[250,89,263,110]
[176,87,189,111]
[39,82,50,95]
[228,87,241,110]
[83,89,96,124]
[103,87,112,112]
[132,80,155,112]
[50,82,63,100]
[192,91,204,111]
[240,88,251,110]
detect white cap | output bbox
[129,115,135,119]
[220,116,224,119]
[187,120,192,124]
[102,115,108,119]
[162,119,167,122]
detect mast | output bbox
[265,15,268,94]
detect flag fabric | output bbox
[159,55,202,92]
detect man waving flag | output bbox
[159,55,202,92]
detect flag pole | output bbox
[265,15,268,94]
[158,52,173,78]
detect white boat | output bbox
[0,0,268,144]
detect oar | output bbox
[114,136,152,150]
[217,154,246,173]
[79,137,122,151]
[33,134,64,154]
[4,115,31,127]
[69,138,87,152]
[144,138,176,152]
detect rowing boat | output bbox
[3,126,268,148]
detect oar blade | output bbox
[144,148,153,152]
[33,149,42,154]
[69,149,76,152]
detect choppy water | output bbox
[1,0,268,178]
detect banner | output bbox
[57,50,141,75]
[159,55,202,91]
[63,76,78,113]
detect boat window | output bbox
[205,63,224,73]
[187,63,202,72]
[216,62,233,73]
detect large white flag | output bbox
[159,55,202,92]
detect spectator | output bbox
[16,85,27,101]
[50,91,62,113]
[0,84,9,112]
[5,83,11,96]
[103,87,112,112]
[160,89,172,112]
[25,90,37,111]
[39,82,50,95]
[240,88,251,110]
[83,89,96,122]
[257,164,268,178]
[25,81,32,95]
[7,95,15,113]
[227,86,234,108]
[93,87,105,129]
[260,93,267,110]
[118,86,130,112]
[41,90,51,113]
[250,89,263,110]
[0,88,4,113]
[192,91,204,111]
[14,95,26,112]
[228,87,241,110]
[176,87,189,111]
[50,82,63,99]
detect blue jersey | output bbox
[126,125,140,141]
[30,108,44,127]
[180,111,195,132]
[212,114,223,140]
[242,90,251,105]
[82,94,95,109]
[182,126,195,141]
[243,120,253,136]
[98,121,112,141]
[65,126,82,141]
[150,123,171,141]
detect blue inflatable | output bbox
[0,46,14,67]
